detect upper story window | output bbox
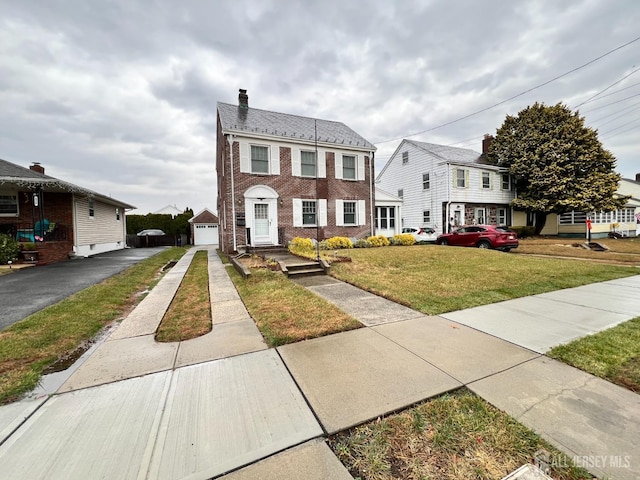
[89,199,95,218]
[501,173,511,190]
[482,172,491,189]
[0,194,18,216]
[302,200,316,225]
[343,201,356,225]
[456,169,467,188]
[301,151,317,177]
[342,155,356,180]
[422,173,430,190]
[398,189,404,199]
[402,151,409,164]
[251,145,269,174]
[423,210,431,223]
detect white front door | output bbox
[253,203,271,244]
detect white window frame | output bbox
[250,145,270,174]
[293,198,327,227]
[475,207,486,224]
[501,174,511,190]
[482,172,491,189]
[300,150,317,177]
[422,173,430,190]
[116,208,121,221]
[456,169,467,188]
[342,154,356,180]
[376,206,396,230]
[0,194,18,216]
[498,208,507,225]
[559,211,587,225]
[402,151,409,164]
[89,199,95,218]
[398,189,403,199]
[343,201,356,225]
[423,210,431,223]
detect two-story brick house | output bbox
[376,137,514,235]
[216,90,376,253]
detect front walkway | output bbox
[0,247,638,479]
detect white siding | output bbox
[73,196,127,256]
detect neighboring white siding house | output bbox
[376,139,515,235]
[374,187,402,237]
[74,195,128,257]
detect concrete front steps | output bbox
[248,247,328,278]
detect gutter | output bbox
[446,162,451,234]
[369,151,374,236]
[228,134,237,252]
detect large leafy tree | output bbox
[487,102,627,234]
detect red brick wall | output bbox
[0,191,75,264]
[217,129,375,253]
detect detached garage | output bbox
[189,208,219,246]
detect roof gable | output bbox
[0,158,135,209]
[217,102,375,150]
[190,208,219,224]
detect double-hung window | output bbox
[251,145,269,174]
[342,155,356,180]
[343,201,356,225]
[402,151,409,164]
[501,174,511,190]
[0,194,18,216]
[301,151,316,177]
[89,199,95,218]
[422,173,430,190]
[482,172,491,189]
[423,210,431,223]
[302,200,316,225]
[456,169,466,188]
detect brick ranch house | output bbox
[0,159,135,264]
[216,90,376,253]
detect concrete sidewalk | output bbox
[0,248,639,479]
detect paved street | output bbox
[0,247,167,330]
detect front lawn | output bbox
[226,266,362,346]
[329,246,635,315]
[330,389,590,480]
[548,317,640,392]
[516,237,640,264]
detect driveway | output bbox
[0,248,168,331]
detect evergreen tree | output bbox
[487,102,627,234]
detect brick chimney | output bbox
[30,162,45,174]
[636,173,640,182]
[238,89,248,109]
[482,134,494,154]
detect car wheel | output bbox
[477,240,491,249]
[502,248,511,252]
[439,239,449,246]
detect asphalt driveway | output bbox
[0,248,168,331]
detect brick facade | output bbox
[217,119,375,253]
[0,191,75,264]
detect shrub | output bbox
[392,233,416,246]
[318,240,330,250]
[367,235,390,247]
[509,226,535,239]
[325,236,354,249]
[354,238,372,248]
[289,237,315,252]
[0,233,21,264]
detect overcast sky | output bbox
[1,0,639,215]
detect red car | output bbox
[436,225,518,251]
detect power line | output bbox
[581,92,640,113]
[600,116,640,140]
[573,65,640,108]
[373,34,640,145]
[577,80,640,105]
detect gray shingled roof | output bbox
[0,158,135,208]
[405,139,482,163]
[217,102,376,150]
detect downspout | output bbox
[445,162,451,234]
[369,151,374,236]
[228,134,237,252]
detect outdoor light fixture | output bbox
[33,191,39,207]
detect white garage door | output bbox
[194,224,218,245]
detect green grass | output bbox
[548,317,640,392]
[226,266,362,347]
[156,250,211,342]
[330,245,635,314]
[0,247,187,404]
[330,389,590,480]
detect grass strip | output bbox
[548,317,640,392]
[330,389,591,480]
[0,247,186,404]
[156,250,211,342]
[330,246,635,315]
[227,267,362,347]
